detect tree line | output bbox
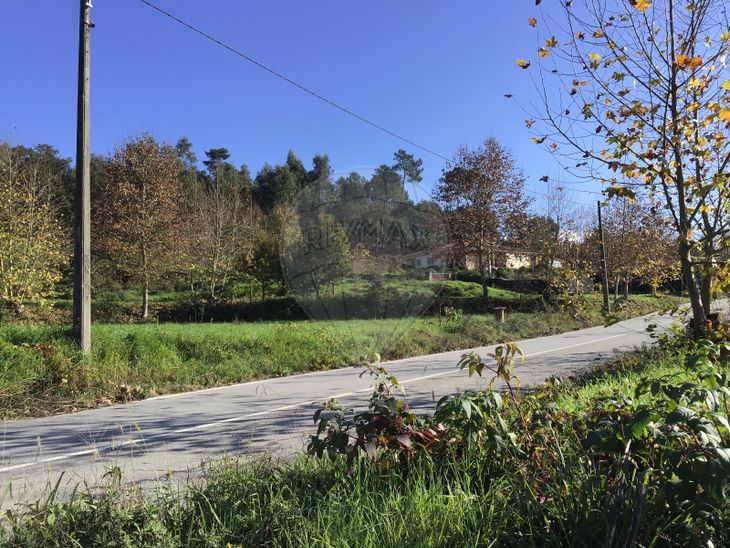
[0,135,682,319]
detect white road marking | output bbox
[0,329,634,474]
[0,449,100,473]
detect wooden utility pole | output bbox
[73,0,92,352]
[597,200,610,314]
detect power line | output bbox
[552,185,603,196]
[138,0,450,162]
[138,0,606,205]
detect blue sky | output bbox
[1,1,602,208]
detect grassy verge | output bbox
[0,294,684,419]
[3,340,726,547]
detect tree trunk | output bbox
[622,280,629,299]
[142,278,149,320]
[141,239,149,320]
[478,254,489,300]
[666,12,705,337]
[679,240,706,335]
[700,270,712,316]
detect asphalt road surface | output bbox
[0,310,685,508]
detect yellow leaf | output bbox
[516,59,531,69]
[720,108,730,123]
[538,48,550,58]
[675,54,702,69]
[528,17,537,27]
[545,36,558,48]
[632,0,651,14]
[722,80,730,91]
[588,52,601,62]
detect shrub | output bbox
[307,337,730,546]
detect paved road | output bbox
[0,311,682,508]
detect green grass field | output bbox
[334,279,528,301]
[0,293,684,419]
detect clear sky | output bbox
[1,1,603,208]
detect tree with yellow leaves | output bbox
[521,0,729,333]
[595,196,680,297]
[0,142,67,315]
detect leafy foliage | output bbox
[522,0,730,331]
[93,135,185,319]
[583,338,730,542]
[593,196,680,297]
[306,330,730,546]
[0,143,67,313]
[435,138,532,298]
[307,356,440,467]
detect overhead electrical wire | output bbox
[138,0,450,162]
[138,0,605,203]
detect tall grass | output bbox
[0,445,626,547]
[0,294,684,419]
